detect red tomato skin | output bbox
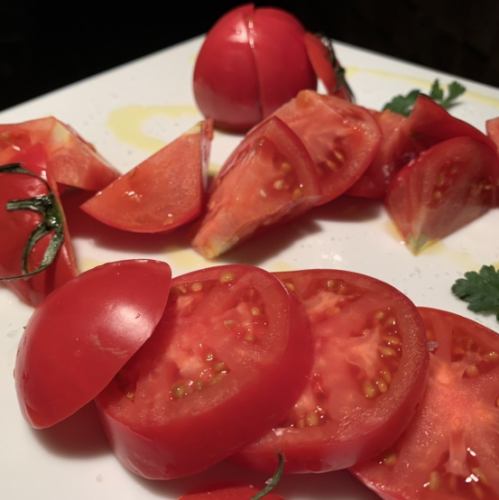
[386,136,499,251]
[353,308,499,500]
[96,265,313,479]
[81,120,213,233]
[486,117,499,149]
[179,485,283,499]
[15,260,172,428]
[234,269,428,474]
[0,145,77,305]
[193,5,262,132]
[251,8,316,118]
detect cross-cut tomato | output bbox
[15,259,172,428]
[192,117,320,258]
[96,265,313,479]
[353,307,499,500]
[386,136,499,253]
[0,117,119,191]
[274,90,381,204]
[234,269,428,473]
[81,121,212,233]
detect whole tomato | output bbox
[193,4,317,132]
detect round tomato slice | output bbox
[15,259,172,428]
[234,269,428,473]
[96,265,313,479]
[81,120,213,233]
[274,90,381,204]
[192,117,320,258]
[0,145,77,305]
[353,308,499,500]
[386,136,499,253]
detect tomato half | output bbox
[353,308,499,500]
[274,90,381,204]
[0,117,119,191]
[234,269,428,473]
[0,145,77,305]
[192,117,320,258]
[81,120,212,233]
[386,136,499,253]
[193,5,316,132]
[15,259,172,428]
[96,265,313,479]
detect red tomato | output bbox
[274,90,381,204]
[15,259,172,428]
[96,265,313,479]
[303,33,353,101]
[0,117,119,191]
[486,117,499,151]
[81,120,213,233]
[0,145,77,305]
[347,109,406,199]
[353,308,499,500]
[192,117,320,258]
[193,5,316,132]
[179,485,283,500]
[234,269,428,473]
[386,136,499,253]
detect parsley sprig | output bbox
[383,79,466,116]
[451,265,499,320]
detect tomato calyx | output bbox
[0,163,64,280]
[252,453,285,500]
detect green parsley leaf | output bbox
[451,265,499,320]
[383,79,466,116]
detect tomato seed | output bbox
[251,306,261,316]
[325,159,338,171]
[333,149,345,163]
[465,365,479,378]
[484,351,499,362]
[284,281,295,292]
[205,353,215,362]
[244,333,255,342]
[259,189,268,198]
[125,391,135,401]
[374,310,386,322]
[292,187,303,199]
[171,384,187,399]
[273,179,286,190]
[362,380,378,399]
[280,161,292,173]
[224,319,235,328]
[380,369,392,384]
[191,282,203,292]
[219,272,235,283]
[375,378,388,393]
[305,412,320,427]
[428,471,441,490]
[379,346,398,358]
[214,362,227,373]
[384,335,401,346]
[383,453,397,466]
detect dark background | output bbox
[2,0,499,111]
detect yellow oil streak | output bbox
[268,260,294,272]
[107,105,198,152]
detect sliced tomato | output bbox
[251,7,316,118]
[0,145,77,305]
[15,259,172,428]
[348,109,406,199]
[179,485,283,500]
[386,136,499,253]
[234,269,428,473]
[486,117,499,149]
[96,265,313,479]
[274,90,381,204]
[303,33,353,101]
[353,307,499,500]
[192,117,320,258]
[81,120,213,233]
[0,117,119,191]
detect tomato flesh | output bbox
[353,307,499,500]
[234,269,428,473]
[274,90,381,204]
[81,121,212,233]
[15,259,172,428]
[386,136,499,253]
[96,265,313,479]
[486,117,499,150]
[192,117,320,258]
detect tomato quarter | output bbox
[353,307,499,500]
[15,259,172,428]
[234,269,428,473]
[96,265,313,479]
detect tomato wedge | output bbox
[15,259,172,428]
[96,265,313,479]
[192,117,320,258]
[82,120,212,233]
[386,136,499,253]
[274,90,381,204]
[0,117,119,191]
[486,117,499,151]
[347,109,406,199]
[0,145,77,305]
[353,308,499,500]
[234,269,428,473]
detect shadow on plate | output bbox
[32,402,109,458]
[313,195,382,223]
